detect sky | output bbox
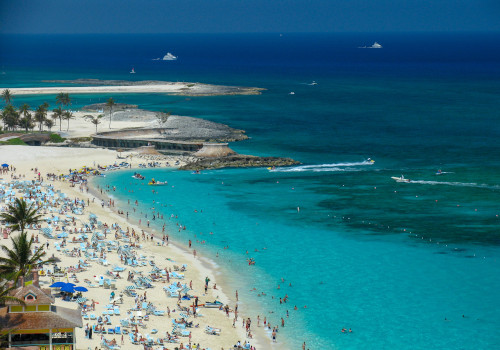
[0,0,499,34]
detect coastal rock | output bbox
[179,155,300,170]
[42,79,265,96]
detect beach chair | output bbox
[114,307,121,315]
[129,333,139,345]
[181,330,190,337]
[90,314,97,320]
[153,310,165,316]
[108,328,114,334]
[115,326,121,334]
[120,319,130,328]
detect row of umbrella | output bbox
[49,281,88,293]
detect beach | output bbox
[0,145,274,350]
[3,82,264,97]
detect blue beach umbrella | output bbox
[49,281,67,288]
[1,164,8,168]
[74,286,88,292]
[60,284,75,293]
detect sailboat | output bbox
[130,68,136,74]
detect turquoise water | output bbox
[2,33,500,349]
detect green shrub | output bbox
[0,138,27,145]
[49,134,65,143]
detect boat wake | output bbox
[271,160,374,173]
[404,180,499,190]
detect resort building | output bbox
[0,273,82,349]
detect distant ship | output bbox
[162,53,177,61]
[130,68,136,74]
[358,42,383,49]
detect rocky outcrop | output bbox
[42,79,265,96]
[179,155,300,171]
[194,143,236,157]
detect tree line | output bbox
[1,89,117,134]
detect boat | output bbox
[436,169,443,175]
[132,173,144,180]
[289,92,295,95]
[148,178,168,186]
[130,68,136,74]
[358,42,383,49]
[204,300,223,308]
[391,176,411,183]
[366,158,375,164]
[162,53,177,61]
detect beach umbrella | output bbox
[60,284,75,293]
[1,164,8,168]
[49,281,67,288]
[74,286,88,292]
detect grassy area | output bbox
[49,133,66,143]
[0,138,27,145]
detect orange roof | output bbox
[0,306,82,331]
[6,284,54,305]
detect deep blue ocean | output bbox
[2,33,500,349]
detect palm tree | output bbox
[18,104,32,132]
[51,106,63,130]
[1,104,19,131]
[34,105,47,132]
[106,97,115,128]
[44,119,54,131]
[1,89,13,105]
[18,104,30,118]
[0,198,50,281]
[55,93,71,130]
[19,115,34,132]
[0,232,53,282]
[0,198,43,235]
[62,110,73,131]
[84,114,104,133]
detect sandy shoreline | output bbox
[2,82,263,97]
[0,146,280,349]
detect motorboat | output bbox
[391,176,411,183]
[204,300,223,308]
[148,179,168,186]
[132,173,145,180]
[162,53,177,60]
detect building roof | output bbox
[0,305,82,331]
[6,284,54,305]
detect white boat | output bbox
[162,53,177,61]
[358,42,383,49]
[289,92,295,95]
[391,176,411,183]
[130,68,136,74]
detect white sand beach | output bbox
[0,146,272,350]
[3,82,263,97]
